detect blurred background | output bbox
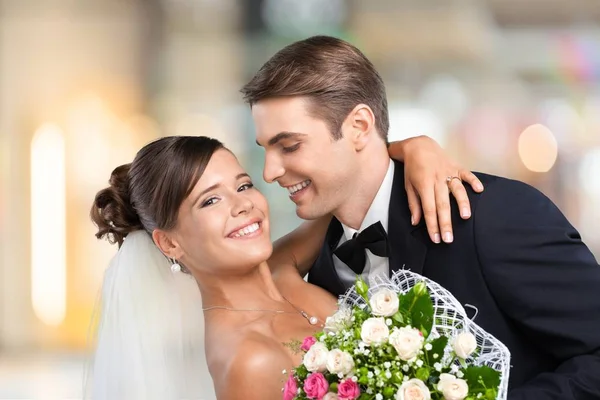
[0,0,598,398]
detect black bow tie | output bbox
[334,221,389,275]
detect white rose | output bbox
[369,288,400,316]
[395,378,431,400]
[303,342,328,372]
[323,393,339,400]
[326,349,355,375]
[452,332,477,359]
[388,326,424,360]
[324,307,352,333]
[361,317,390,345]
[436,374,456,391]
[437,374,468,400]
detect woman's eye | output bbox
[282,143,300,153]
[238,182,254,191]
[201,197,218,207]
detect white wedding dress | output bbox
[86,231,216,400]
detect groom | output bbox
[242,36,600,399]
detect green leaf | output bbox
[355,308,369,321]
[463,366,501,391]
[392,311,404,325]
[391,371,404,384]
[413,281,428,296]
[398,290,413,311]
[356,277,370,301]
[485,388,498,400]
[414,299,434,337]
[425,336,448,364]
[416,367,430,382]
[383,387,396,397]
[294,364,309,380]
[399,282,434,337]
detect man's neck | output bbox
[334,155,391,230]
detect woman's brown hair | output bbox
[91,136,224,246]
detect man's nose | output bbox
[262,152,285,184]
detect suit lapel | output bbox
[387,161,428,276]
[310,218,347,297]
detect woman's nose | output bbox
[231,195,254,216]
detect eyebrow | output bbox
[255,131,307,147]
[192,173,251,207]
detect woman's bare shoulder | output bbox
[210,331,292,400]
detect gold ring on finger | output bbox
[445,176,461,186]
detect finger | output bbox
[420,184,441,244]
[405,183,421,226]
[449,178,472,219]
[434,181,454,243]
[460,170,484,192]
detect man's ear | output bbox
[152,229,183,260]
[344,104,376,151]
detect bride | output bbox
[86,135,480,399]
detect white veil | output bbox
[84,230,216,400]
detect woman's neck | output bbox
[195,261,285,310]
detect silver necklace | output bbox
[202,296,321,326]
[282,296,321,326]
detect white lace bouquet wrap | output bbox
[284,270,510,400]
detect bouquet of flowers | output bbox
[283,270,510,400]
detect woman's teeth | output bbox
[287,180,310,195]
[231,222,260,238]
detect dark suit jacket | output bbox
[308,161,600,400]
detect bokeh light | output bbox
[30,123,67,327]
[518,124,558,173]
[579,147,600,197]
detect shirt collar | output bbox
[341,160,395,241]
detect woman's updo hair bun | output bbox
[91,164,143,246]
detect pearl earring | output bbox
[170,258,181,273]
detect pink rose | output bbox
[283,374,298,400]
[301,336,317,351]
[304,372,329,399]
[338,379,360,400]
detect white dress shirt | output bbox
[334,160,395,287]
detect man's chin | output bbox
[295,205,326,221]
